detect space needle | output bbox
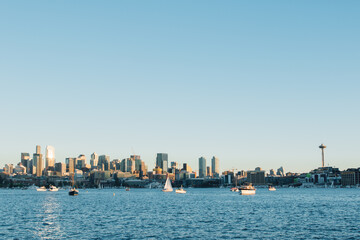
[319,144,326,168]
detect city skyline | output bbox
[2,142,354,174]
[1,1,359,172]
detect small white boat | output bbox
[268,186,276,191]
[239,183,256,195]
[162,176,173,192]
[49,185,59,192]
[36,186,47,192]
[175,185,186,194]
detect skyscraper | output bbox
[36,145,41,154]
[33,145,43,177]
[156,153,168,173]
[98,155,110,171]
[199,157,206,178]
[90,152,99,169]
[207,166,212,177]
[76,154,86,169]
[277,167,285,177]
[66,158,75,174]
[55,162,66,176]
[45,146,55,169]
[211,156,220,177]
[21,153,30,173]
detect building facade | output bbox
[211,156,219,177]
[199,157,206,178]
[156,153,168,173]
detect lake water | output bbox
[1,188,359,239]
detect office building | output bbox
[98,155,110,171]
[55,162,66,176]
[156,153,168,173]
[182,163,192,172]
[21,153,30,173]
[126,158,135,173]
[247,167,265,185]
[76,154,86,169]
[207,166,212,177]
[45,146,55,169]
[211,156,220,177]
[90,152,99,169]
[33,145,43,177]
[4,164,14,174]
[277,167,285,177]
[66,158,75,174]
[199,157,206,178]
[341,168,360,186]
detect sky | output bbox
[0,1,359,173]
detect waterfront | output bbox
[1,188,359,239]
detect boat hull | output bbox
[69,191,78,196]
[240,189,256,195]
[162,189,173,192]
[175,189,186,194]
[36,189,47,192]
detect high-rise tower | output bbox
[90,153,99,169]
[33,145,43,177]
[199,157,206,178]
[156,153,168,173]
[45,146,55,169]
[211,156,220,177]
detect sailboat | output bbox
[162,176,173,192]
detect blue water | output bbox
[0,188,359,239]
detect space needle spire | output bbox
[319,144,326,168]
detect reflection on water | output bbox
[35,193,63,239]
[0,188,359,239]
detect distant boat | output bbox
[162,176,173,192]
[268,186,276,191]
[239,183,256,195]
[126,187,130,191]
[69,187,79,196]
[69,174,78,196]
[175,185,186,194]
[49,185,59,192]
[230,187,239,192]
[36,186,47,192]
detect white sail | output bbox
[163,177,173,192]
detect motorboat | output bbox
[69,187,79,196]
[230,187,239,192]
[126,187,130,191]
[239,183,256,195]
[162,176,173,192]
[175,185,186,194]
[36,186,47,192]
[268,186,276,191]
[49,185,59,192]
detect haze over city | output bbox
[1,1,359,173]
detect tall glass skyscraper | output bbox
[45,145,55,169]
[211,156,220,177]
[199,157,206,178]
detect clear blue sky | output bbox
[0,1,359,173]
